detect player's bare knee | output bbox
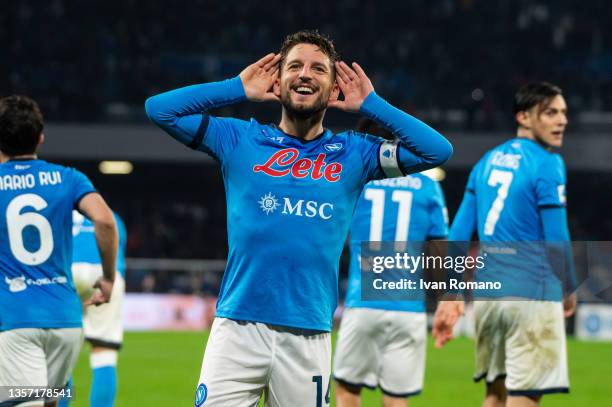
[382,394,408,407]
[484,377,507,406]
[506,394,541,407]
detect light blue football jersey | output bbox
[145,77,453,332]
[203,119,390,331]
[344,174,449,312]
[462,138,567,300]
[72,211,127,278]
[0,159,95,330]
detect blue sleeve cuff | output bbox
[227,76,248,103]
[358,91,385,118]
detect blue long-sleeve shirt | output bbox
[145,76,452,331]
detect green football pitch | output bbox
[68,331,611,406]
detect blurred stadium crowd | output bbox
[3,0,612,128]
[3,0,612,295]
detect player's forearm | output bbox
[144,76,246,145]
[541,207,577,293]
[359,92,453,172]
[449,192,477,241]
[93,217,118,282]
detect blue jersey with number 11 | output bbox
[0,159,95,331]
[344,173,448,312]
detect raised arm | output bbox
[144,53,280,148]
[329,61,453,175]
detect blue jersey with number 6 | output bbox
[0,159,95,331]
[344,173,448,312]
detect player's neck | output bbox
[1,153,38,163]
[278,110,325,141]
[516,128,552,151]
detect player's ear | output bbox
[329,80,340,102]
[273,76,281,97]
[515,111,531,129]
[38,133,45,145]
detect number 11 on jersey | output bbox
[364,188,413,242]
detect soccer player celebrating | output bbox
[334,119,449,407]
[145,30,452,406]
[58,210,127,407]
[0,95,118,407]
[433,82,576,407]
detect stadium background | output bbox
[3,0,612,405]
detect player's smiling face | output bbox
[274,43,339,117]
[521,95,568,148]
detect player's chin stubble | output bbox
[280,92,329,119]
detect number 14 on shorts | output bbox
[312,375,330,406]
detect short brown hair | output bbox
[513,82,563,115]
[0,95,44,156]
[279,30,339,75]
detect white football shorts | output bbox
[333,307,426,397]
[196,317,331,407]
[473,300,569,396]
[0,328,82,404]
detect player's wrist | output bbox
[100,274,115,284]
[357,91,381,117]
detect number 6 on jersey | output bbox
[6,193,54,265]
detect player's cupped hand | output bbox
[563,293,577,317]
[432,300,465,348]
[240,53,281,103]
[328,61,375,113]
[84,276,114,307]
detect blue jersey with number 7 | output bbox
[467,138,566,241]
[453,138,568,300]
[0,159,95,331]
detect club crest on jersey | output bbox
[253,148,342,182]
[194,383,207,406]
[5,276,27,293]
[323,142,343,152]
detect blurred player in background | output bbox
[433,82,576,407]
[58,211,127,407]
[334,119,449,407]
[0,95,117,407]
[146,30,452,406]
